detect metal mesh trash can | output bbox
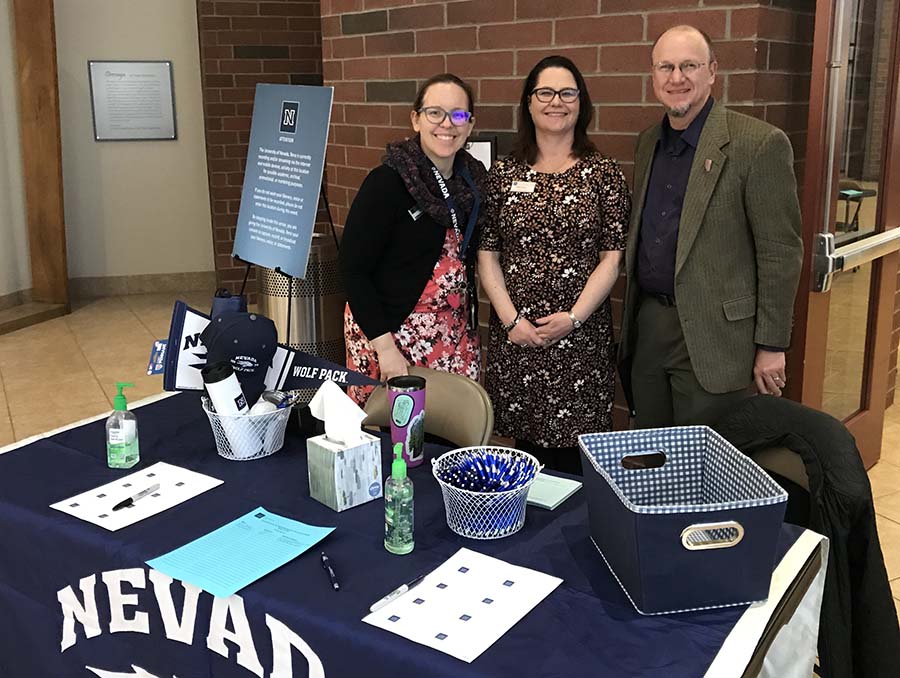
[257,233,345,405]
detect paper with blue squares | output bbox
[363,548,561,662]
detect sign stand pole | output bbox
[274,267,295,349]
[237,259,253,297]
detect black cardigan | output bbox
[339,164,473,340]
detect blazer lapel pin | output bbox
[704,158,712,173]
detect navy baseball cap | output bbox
[200,312,277,406]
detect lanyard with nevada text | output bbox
[428,160,481,258]
[428,159,481,330]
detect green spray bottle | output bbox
[384,442,414,554]
[106,382,140,469]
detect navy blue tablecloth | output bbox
[0,393,801,677]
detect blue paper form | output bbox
[147,507,334,598]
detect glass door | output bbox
[797,0,900,467]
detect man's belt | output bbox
[642,290,677,307]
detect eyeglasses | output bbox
[417,106,473,126]
[530,87,580,104]
[652,61,707,77]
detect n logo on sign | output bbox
[280,101,299,134]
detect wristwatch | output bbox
[502,312,522,332]
[568,311,583,329]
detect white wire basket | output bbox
[201,396,292,461]
[431,446,542,540]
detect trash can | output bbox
[257,232,345,405]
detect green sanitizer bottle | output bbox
[106,382,140,469]
[384,442,414,555]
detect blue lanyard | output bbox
[429,161,480,257]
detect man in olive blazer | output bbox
[620,25,803,427]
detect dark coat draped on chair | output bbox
[715,395,900,678]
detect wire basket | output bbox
[201,396,292,461]
[431,446,542,540]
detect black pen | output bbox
[320,551,340,591]
[369,573,426,612]
[112,483,160,511]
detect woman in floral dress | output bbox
[479,56,630,473]
[340,74,486,405]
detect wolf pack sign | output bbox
[232,84,333,279]
[163,301,379,394]
[58,567,324,677]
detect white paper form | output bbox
[363,548,562,663]
[50,462,223,531]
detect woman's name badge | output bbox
[510,181,536,193]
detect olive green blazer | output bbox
[620,101,804,393]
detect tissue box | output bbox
[307,432,383,512]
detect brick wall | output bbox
[196,0,324,299]
[891,265,899,408]
[845,0,878,179]
[878,0,900,407]
[320,0,815,426]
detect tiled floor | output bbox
[1,292,900,622]
[0,292,209,442]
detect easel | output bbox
[231,181,339,351]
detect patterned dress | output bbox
[345,225,481,405]
[480,153,630,447]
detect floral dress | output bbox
[345,225,480,405]
[480,153,630,447]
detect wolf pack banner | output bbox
[233,84,333,279]
[162,301,378,392]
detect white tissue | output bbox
[248,399,277,415]
[308,380,367,445]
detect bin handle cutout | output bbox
[621,451,667,470]
[680,521,744,550]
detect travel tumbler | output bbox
[201,361,249,415]
[387,375,426,467]
[202,360,258,458]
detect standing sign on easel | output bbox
[232,84,333,279]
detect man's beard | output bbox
[667,103,691,118]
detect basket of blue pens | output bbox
[432,446,542,540]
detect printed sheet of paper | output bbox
[363,548,562,663]
[50,462,222,531]
[147,507,334,598]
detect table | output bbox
[836,186,878,233]
[0,393,825,677]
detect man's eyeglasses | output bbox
[417,107,473,126]
[652,61,708,77]
[530,87,580,104]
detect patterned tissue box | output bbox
[307,432,383,512]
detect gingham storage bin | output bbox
[578,426,788,615]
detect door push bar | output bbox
[813,229,900,292]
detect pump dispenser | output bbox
[107,382,140,469]
[384,442,414,554]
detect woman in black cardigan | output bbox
[339,73,486,404]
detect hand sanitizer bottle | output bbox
[384,442,414,554]
[107,382,139,469]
